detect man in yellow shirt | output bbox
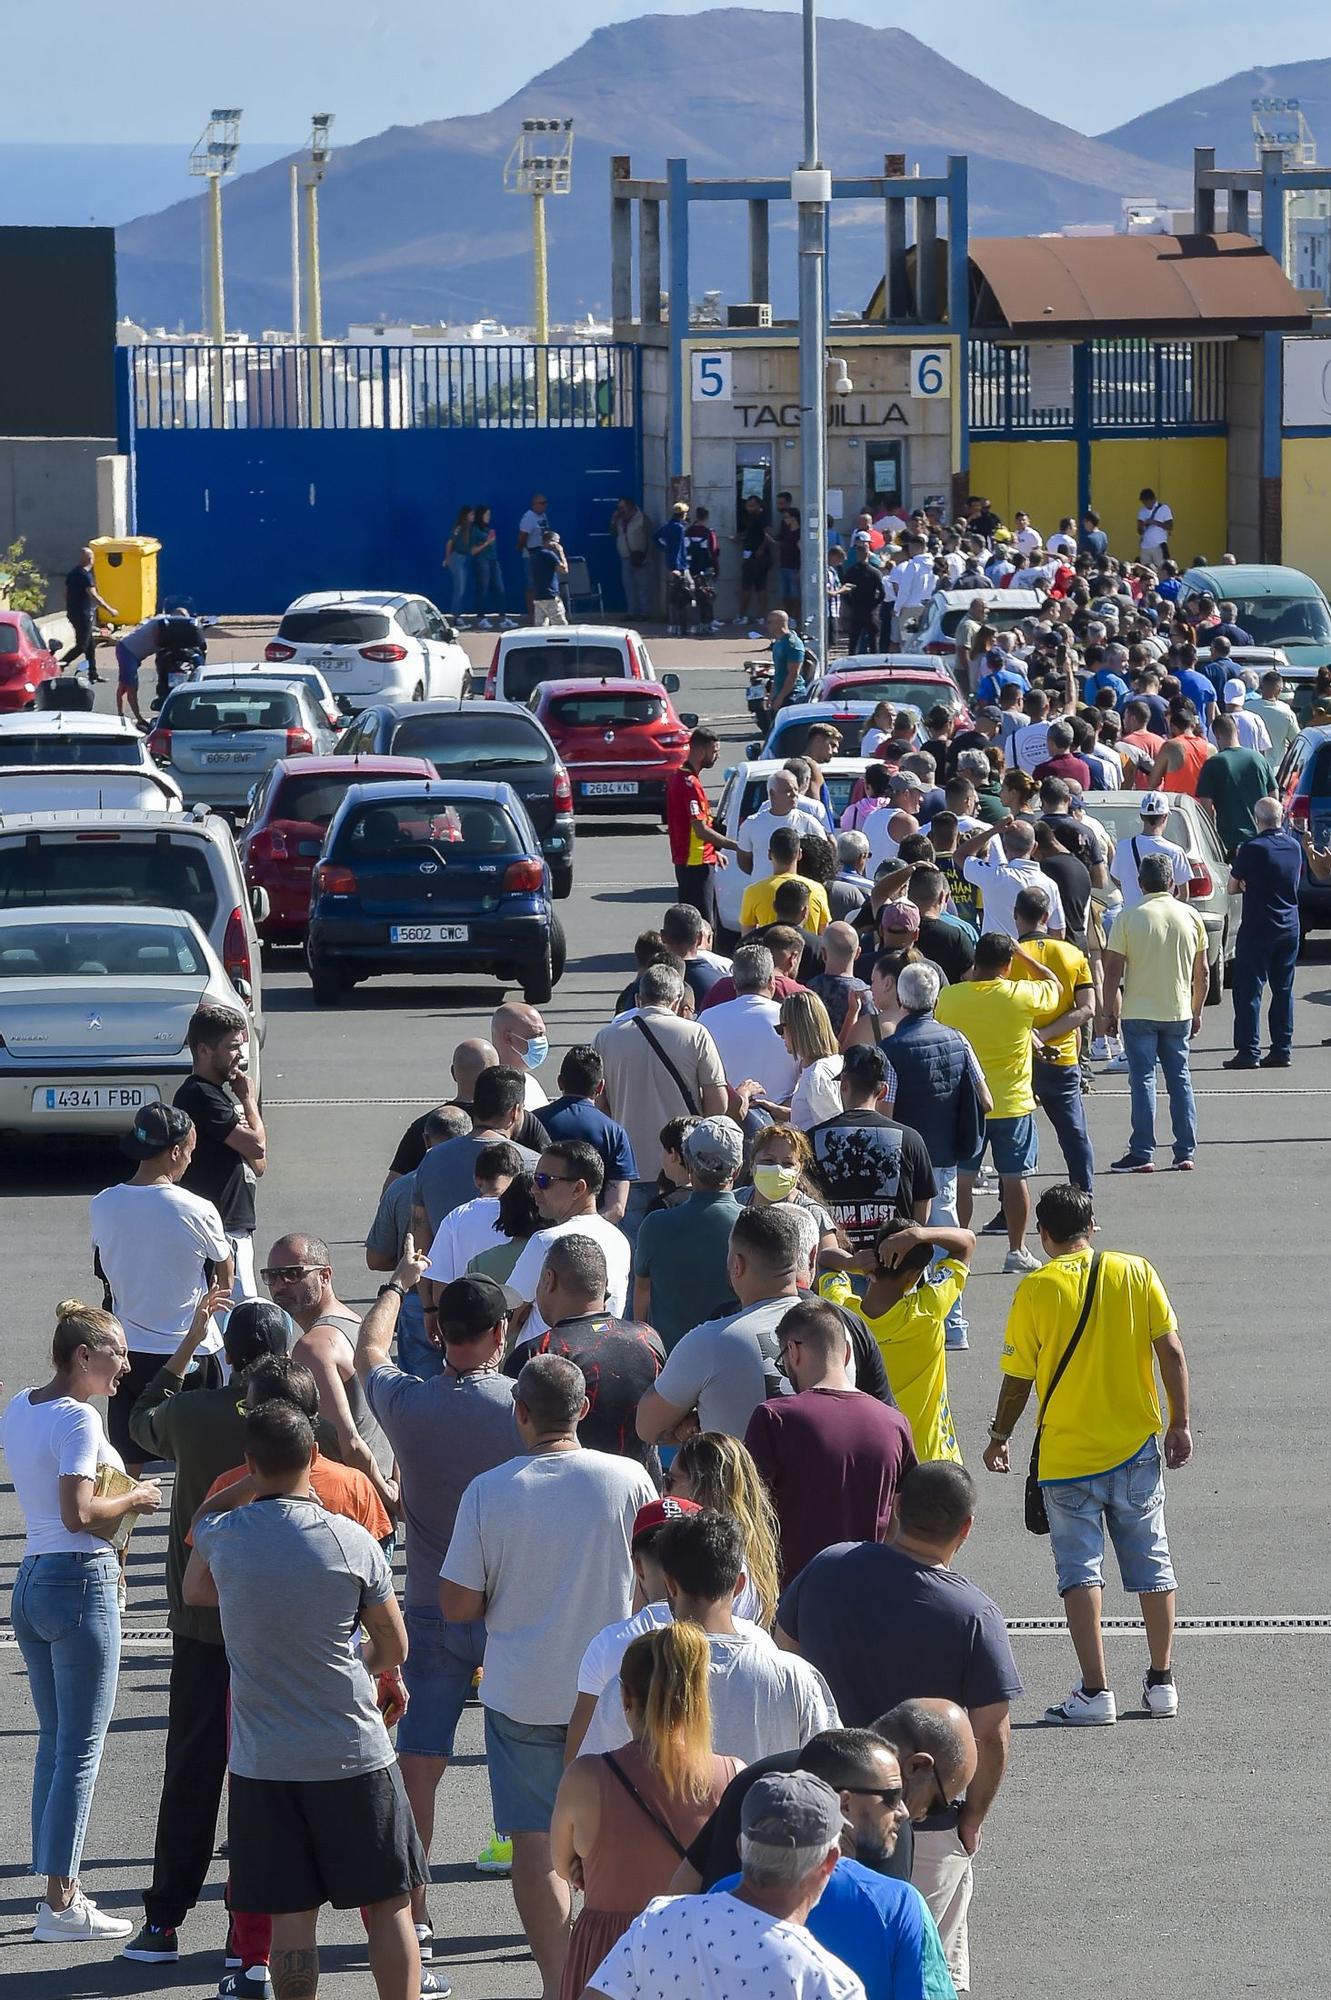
[934,931,1062,1273]
[1100,850,1208,1172]
[818,1219,975,1464]
[739,824,832,934]
[982,1183,1192,1727]
[1013,884,1095,1193]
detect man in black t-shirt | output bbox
[808,1042,934,1249]
[384,1036,549,1181]
[1034,821,1093,949]
[174,1003,266,1297]
[61,545,113,677]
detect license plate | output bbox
[389,924,469,944]
[581,780,639,796]
[317,655,354,673]
[204,750,256,765]
[33,1084,161,1113]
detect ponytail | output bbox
[52,1299,122,1372]
[620,1625,713,1803]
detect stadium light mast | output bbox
[301,114,334,345]
[504,117,574,420]
[792,0,829,651]
[189,109,243,342]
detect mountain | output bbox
[0,144,294,230]
[116,10,1189,333]
[1099,59,1331,172]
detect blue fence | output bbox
[121,343,642,615]
[969,338,1227,437]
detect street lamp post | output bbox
[504,118,574,422]
[188,109,242,425]
[792,0,829,656]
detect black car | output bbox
[334,699,575,897]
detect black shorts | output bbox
[741,553,772,591]
[228,1764,428,1913]
[107,1349,224,1463]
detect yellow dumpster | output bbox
[90,536,162,627]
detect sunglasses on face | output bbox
[843,1784,905,1809]
[533,1171,579,1191]
[260,1264,317,1283]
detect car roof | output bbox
[534,677,671,699]
[0,901,199,928]
[1083,789,1200,809]
[1180,565,1325,597]
[732,757,869,780]
[285,590,411,612]
[339,778,514,807]
[499,624,636,643]
[822,662,954,680]
[1293,725,1331,747]
[0,808,227,835]
[771,701,882,722]
[0,712,142,737]
[266,754,437,778]
[198,658,329,678]
[375,698,537,721]
[933,589,1044,609]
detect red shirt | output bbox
[744,1387,917,1583]
[699,972,805,1011]
[1033,753,1093,791]
[666,764,716,868]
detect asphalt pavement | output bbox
[0,627,1326,1999]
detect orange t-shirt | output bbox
[188,1446,393,1546]
[1162,733,1211,797]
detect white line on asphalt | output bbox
[261,1088,1331,1109]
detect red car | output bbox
[0,612,61,711]
[814,664,969,723]
[240,752,436,942]
[529,678,696,814]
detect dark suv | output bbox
[334,699,574,897]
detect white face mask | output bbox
[753,1162,800,1202]
[522,1035,549,1070]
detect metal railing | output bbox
[125,341,637,432]
[969,338,1228,435]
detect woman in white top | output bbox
[764,991,844,1133]
[859,700,895,757]
[1,1301,160,1943]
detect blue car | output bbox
[1276,724,1331,937]
[306,778,565,1005]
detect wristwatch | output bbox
[377,1280,407,1301]
[988,1426,1011,1443]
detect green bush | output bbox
[0,538,47,614]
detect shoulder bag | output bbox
[1024,1250,1102,1535]
[601,1751,689,1858]
[631,1013,699,1115]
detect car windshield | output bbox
[164,691,300,731]
[343,799,522,857]
[827,680,960,713]
[389,711,550,769]
[269,774,365,826]
[0,919,207,977]
[1304,745,1331,797]
[0,838,217,920]
[0,735,142,767]
[546,693,665,727]
[503,642,627,698]
[1229,597,1331,647]
[769,713,918,756]
[739,773,859,821]
[278,609,391,645]
[940,606,1033,638]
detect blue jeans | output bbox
[1123,1018,1197,1163]
[396,1298,445,1381]
[1033,1059,1094,1191]
[929,1166,968,1344]
[446,552,471,616]
[473,554,504,616]
[1232,928,1298,1060]
[621,556,654,620]
[12,1551,120,1879]
[1043,1438,1177,1597]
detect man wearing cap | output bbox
[1219,675,1273,756]
[864,774,925,873]
[90,1103,233,1472]
[1108,792,1191,915]
[808,1043,934,1253]
[883,533,937,647]
[1225,796,1303,1071]
[633,1117,744,1350]
[586,1770,865,2000]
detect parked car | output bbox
[1178,565,1331,671]
[898,588,1046,657]
[0,612,61,710]
[751,700,917,760]
[190,656,344,730]
[0,713,182,814]
[710,757,869,938]
[265,591,470,709]
[241,753,437,944]
[482,624,673,705]
[812,663,968,718]
[306,779,566,1006]
[148,679,338,812]
[530,678,696,814]
[334,698,575,897]
[0,806,266,1019]
[1081,789,1239,1003]
[0,904,260,1142]
[1274,724,1331,937]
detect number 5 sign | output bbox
[909,348,950,399]
[691,350,732,402]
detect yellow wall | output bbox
[1281,438,1331,597]
[967,441,1077,534]
[1089,437,1227,566]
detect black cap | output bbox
[841,1041,890,1086]
[437,1273,523,1338]
[121,1102,193,1160]
[224,1300,293,1369]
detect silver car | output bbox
[150,678,338,810]
[1082,790,1241,1004]
[0,904,259,1140]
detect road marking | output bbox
[263,1087,1331,1110]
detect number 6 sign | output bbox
[691,351,733,402]
[910,349,950,399]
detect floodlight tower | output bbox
[504,117,574,419]
[302,114,334,345]
[189,109,243,342]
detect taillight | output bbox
[285,727,314,755]
[553,764,573,813]
[147,727,171,761]
[627,638,645,678]
[1289,796,1310,826]
[658,729,689,749]
[502,858,545,894]
[265,641,296,661]
[1187,864,1213,900]
[223,905,252,992]
[359,643,408,663]
[314,862,357,897]
[925,641,952,655]
[252,826,291,862]
[484,640,500,698]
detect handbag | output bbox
[630,1013,699,1115]
[1024,1250,1102,1535]
[601,1752,688,1859]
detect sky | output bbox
[18,1,1328,143]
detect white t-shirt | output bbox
[1,1391,125,1557]
[590,1894,866,2000]
[703,994,800,1101]
[1013,525,1042,554]
[89,1182,229,1355]
[1109,830,1191,910]
[1006,719,1052,774]
[518,507,548,547]
[425,1195,503,1283]
[962,846,1067,937]
[521,1069,549,1110]
[791,1056,844,1131]
[1229,708,1273,755]
[865,807,916,874]
[584,1621,835,1763]
[1047,531,1076,557]
[576,1598,769,1756]
[506,1213,632,1335]
[886,554,936,611]
[1137,500,1172,551]
[737,805,826,872]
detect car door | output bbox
[393,601,432,699]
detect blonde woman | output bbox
[663,1433,781,1629]
[772,990,844,1131]
[552,1624,739,2000]
[861,699,896,757]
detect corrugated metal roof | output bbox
[967,233,1309,336]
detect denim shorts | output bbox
[115,641,140,688]
[395,1606,484,1760]
[961,1112,1038,1179]
[483,1707,568,1835]
[1043,1437,1177,1597]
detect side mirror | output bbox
[679,711,699,728]
[746,739,762,758]
[232,975,253,1006]
[47,635,61,656]
[250,886,271,923]
[661,672,681,693]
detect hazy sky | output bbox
[23,1,1325,141]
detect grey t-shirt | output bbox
[366,1362,521,1606]
[194,1494,394,1782]
[365,1174,415,1265]
[442,1448,657,1725]
[415,1134,540,1238]
[653,1295,798,1437]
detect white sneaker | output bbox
[747,628,765,639]
[33,1891,134,1942]
[1045,1686,1117,1726]
[710,620,723,632]
[1003,1246,1041,1273]
[1103,1053,1131,1073]
[1089,1036,1110,1062]
[1142,1673,1179,1719]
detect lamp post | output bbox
[188,109,242,427]
[792,0,829,654]
[301,113,334,347]
[504,118,574,422]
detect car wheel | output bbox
[1205,952,1222,1007]
[306,940,348,1005]
[523,923,561,1007]
[550,912,567,984]
[461,672,475,700]
[411,682,425,704]
[551,861,574,901]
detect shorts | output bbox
[396,1607,484,1759]
[228,1763,427,1912]
[961,1112,1038,1179]
[1043,1437,1177,1597]
[741,553,772,592]
[108,1347,223,1462]
[533,597,568,627]
[779,565,800,599]
[115,641,141,689]
[484,1707,568,1835]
